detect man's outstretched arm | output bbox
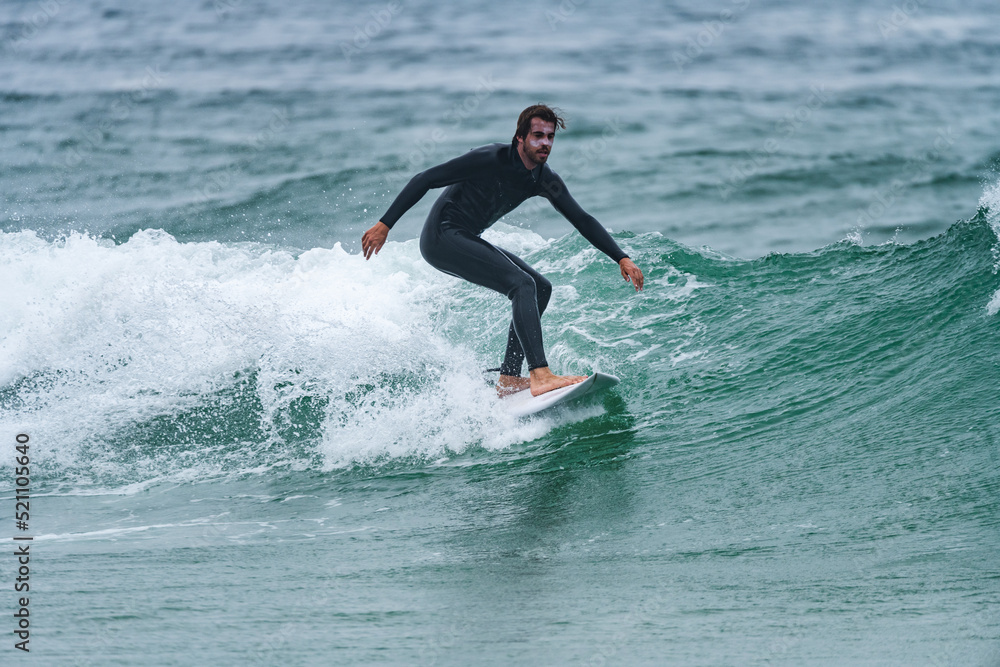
[542,172,644,291]
[362,146,499,259]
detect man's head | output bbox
[513,104,566,168]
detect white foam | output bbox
[988,291,1000,317]
[0,227,559,478]
[981,177,1000,240]
[844,230,865,246]
[978,178,1000,315]
[481,224,550,256]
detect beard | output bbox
[526,143,550,164]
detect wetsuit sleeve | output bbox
[541,171,629,263]
[379,148,497,229]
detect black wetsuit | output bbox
[380,141,628,376]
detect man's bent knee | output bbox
[506,274,538,302]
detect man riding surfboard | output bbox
[362,104,644,397]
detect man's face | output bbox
[518,117,556,167]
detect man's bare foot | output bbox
[496,374,531,398]
[529,366,587,397]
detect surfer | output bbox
[362,104,644,397]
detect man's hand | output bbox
[619,257,644,291]
[362,221,390,260]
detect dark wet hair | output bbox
[513,104,566,143]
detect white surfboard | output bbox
[503,372,620,418]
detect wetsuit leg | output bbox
[496,249,551,376]
[420,220,550,373]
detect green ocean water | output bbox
[3,0,1000,664]
[1,212,998,664]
